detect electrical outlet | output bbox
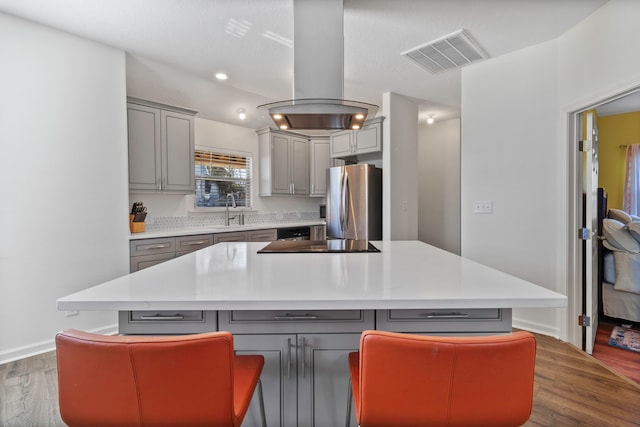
[473,200,493,214]
[402,201,408,212]
[65,310,79,317]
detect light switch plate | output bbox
[473,200,493,214]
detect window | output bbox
[194,148,252,208]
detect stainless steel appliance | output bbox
[277,226,311,241]
[326,164,382,240]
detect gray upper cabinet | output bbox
[127,98,196,193]
[330,116,384,158]
[309,137,330,197]
[257,128,309,196]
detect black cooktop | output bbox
[257,240,380,254]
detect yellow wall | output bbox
[598,111,640,210]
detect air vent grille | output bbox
[402,29,487,74]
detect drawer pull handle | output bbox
[183,241,207,245]
[145,244,169,250]
[423,312,470,319]
[273,314,319,320]
[139,314,185,320]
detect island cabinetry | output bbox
[330,117,384,158]
[118,310,217,335]
[219,310,373,427]
[127,98,196,193]
[375,308,512,334]
[309,137,330,197]
[257,128,309,196]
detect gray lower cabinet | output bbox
[118,310,217,335]
[247,228,277,242]
[220,310,372,427]
[298,333,359,427]
[232,332,359,427]
[375,308,512,334]
[130,237,176,272]
[213,231,249,244]
[233,334,298,427]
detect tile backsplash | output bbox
[145,211,320,233]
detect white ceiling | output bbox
[0,0,612,129]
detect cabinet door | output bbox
[310,139,330,196]
[128,104,161,191]
[353,123,381,154]
[271,134,292,194]
[297,333,360,427]
[233,334,298,427]
[330,131,353,158]
[291,137,310,195]
[161,110,194,192]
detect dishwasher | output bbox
[277,226,311,241]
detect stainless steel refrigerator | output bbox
[326,164,382,240]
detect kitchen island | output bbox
[57,240,566,427]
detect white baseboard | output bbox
[0,324,118,365]
[513,317,561,340]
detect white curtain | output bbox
[623,144,640,216]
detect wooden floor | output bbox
[592,321,640,384]
[1,331,640,427]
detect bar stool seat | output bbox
[346,330,536,427]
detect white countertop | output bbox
[58,241,567,311]
[129,220,325,240]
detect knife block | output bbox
[129,214,145,233]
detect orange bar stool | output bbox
[346,330,536,427]
[55,330,266,427]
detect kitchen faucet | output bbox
[225,193,237,226]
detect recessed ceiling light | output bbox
[215,72,228,81]
[427,114,435,125]
[237,108,246,120]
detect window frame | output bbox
[193,146,253,211]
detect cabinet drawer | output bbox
[130,237,176,256]
[176,234,213,254]
[375,308,511,334]
[247,229,277,241]
[118,310,217,334]
[219,310,375,334]
[214,231,247,244]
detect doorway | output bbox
[568,86,640,357]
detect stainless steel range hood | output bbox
[258,0,378,131]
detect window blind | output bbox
[194,149,252,208]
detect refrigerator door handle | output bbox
[340,171,347,232]
[343,173,350,232]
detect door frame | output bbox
[566,86,640,349]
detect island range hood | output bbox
[258,0,378,131]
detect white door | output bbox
[583,111,599,354]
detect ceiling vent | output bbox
[402,29,487,74]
